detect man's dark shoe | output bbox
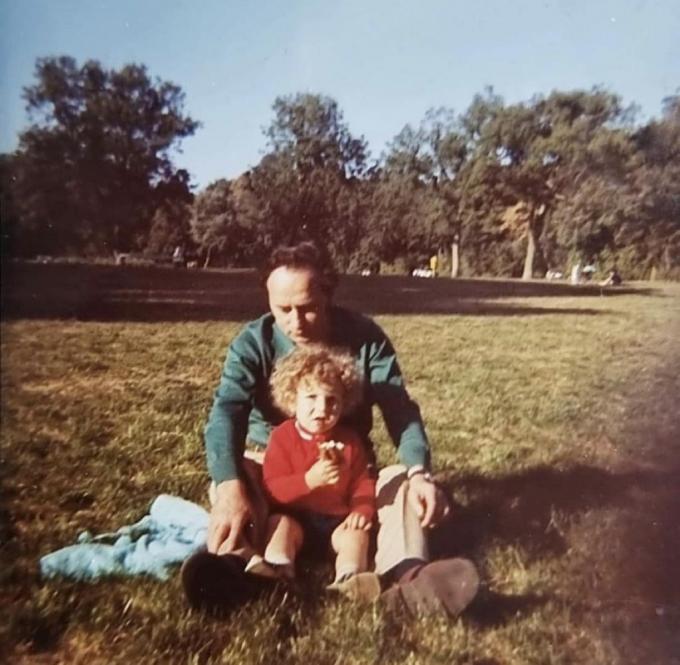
[381,558,479,617]
[181,550,274,615]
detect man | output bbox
[183,242,478,616]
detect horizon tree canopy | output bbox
[11,56,199,256]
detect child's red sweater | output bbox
[262,419,376,521]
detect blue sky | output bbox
[1,0,678,188]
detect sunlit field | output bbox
[2,263,679,664]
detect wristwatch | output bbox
[407,465,434,482]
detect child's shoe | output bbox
[245,554,295,582]
[327,571,382,603]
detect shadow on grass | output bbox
[426,464,679,628]
[2,261,655,322]
[11,608,70,653]
[431,464,672,560]
[466,589,548,628]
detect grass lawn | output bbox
[2,263,679,664]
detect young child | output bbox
[257,344,380,600]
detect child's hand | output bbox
[305,458,340,489]
[341,512,372,531]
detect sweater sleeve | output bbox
[204,332,260,484]
[262,427,311,505]
[345,433,377,521]
[368,331,432,470]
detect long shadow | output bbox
[424,464,676,627]
[466,590,548,628]
[430,464,670,561]
[1,262,655,322]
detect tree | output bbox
[377,100,505,276]
[614,94,680,278]
[190,176,260,267]
[248,93,370,260]
[0,154,20,257]
[475,89,629,278]
[265,93,368,178]
[376,111,454,270]
[545,130,637,271]
[11,56,199,256]
[144,168,194,257]
[367,173,432,266]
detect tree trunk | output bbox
[450,239,460,278]
[203,245,213,269]
[663,245,672,274]
[522,221,538,280]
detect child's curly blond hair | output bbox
[270,345,363,417]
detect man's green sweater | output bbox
[205,306,431,484]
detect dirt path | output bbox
[579,302,680,663]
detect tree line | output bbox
[1,56,678,280]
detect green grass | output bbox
[2,266,680,664]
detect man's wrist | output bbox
[407,465,433,482]
[214,477,245,499]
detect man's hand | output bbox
[341,511,372,531]
[305,458,340,489]
[207,479,254,554]
[407,473,451,528]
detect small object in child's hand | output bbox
[319,440,345,464]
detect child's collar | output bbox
[295,420,335,442]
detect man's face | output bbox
[266,266,330,345]
[295,379,343,435]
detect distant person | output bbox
[600,268,622,287]
[429,254,438,277]
[570,262,582,285]
[254,345,380,601]
[172,245,185,268]
[582,263,596,281]
[181,241,479,617]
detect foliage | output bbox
[265,93,368,178]
[372,108,468,270]
[145,170,195,257]
[619,95,680,278]
[237,93,371,263]
[4,56,679,279]
[7,56,198,256]
[0,153,20,258]
[189,177,258,267]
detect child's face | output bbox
[295,378,343,435]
